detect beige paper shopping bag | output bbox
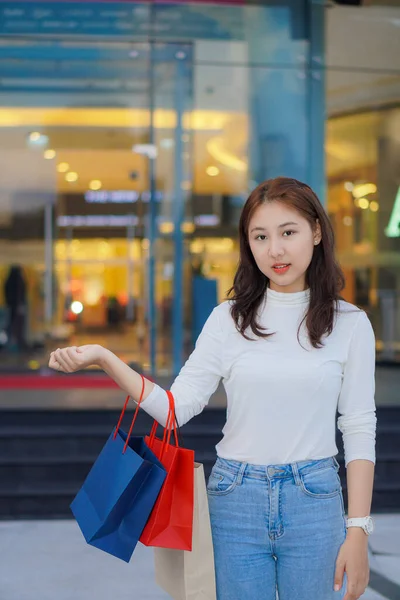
[154,462,217,600]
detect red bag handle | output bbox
[166,390,179,448]
[147,390,179,456]
[113,374,179,456]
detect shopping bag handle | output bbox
[114,374,179,455]
[147,389,179,456]
[114,374,146,453]
[148,391,177,443]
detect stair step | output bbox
[5,453,400,464]
[0,420,397,434]
[0,450,218,465]
[0,486,78,497]
[0,405,398,517]
[0,409,227,428]
[0,427,224,438]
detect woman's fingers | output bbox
[48,351,62,371]
[54,348,77,373]
[49,345,96,373]
[48,351,56,369]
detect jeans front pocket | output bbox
[299,465,342,499]
[207,466,240,496]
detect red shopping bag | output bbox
[140,390,195,551]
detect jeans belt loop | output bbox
[291,461,302,486]
[237,461,247,485]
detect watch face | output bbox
[366,517,374,534]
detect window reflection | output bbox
[0,1,399,375]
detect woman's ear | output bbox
[314,219,322,245]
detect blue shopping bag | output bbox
[70,376,167,563]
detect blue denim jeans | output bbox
[207,456,348,600]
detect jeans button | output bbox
[268,467,275,476]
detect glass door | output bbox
[52,41,193,376]
[0,26,193,375]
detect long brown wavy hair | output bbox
[227,177,349,348]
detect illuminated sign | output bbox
[84,190,164,203]
[194,214,220,226]
[57,215,138,227]
[57,213,219,228]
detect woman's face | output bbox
[247,201,321,294]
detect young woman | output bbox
[49,177,376,600]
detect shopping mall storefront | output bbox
[0,0,399,375]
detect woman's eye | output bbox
[255,231,296,241]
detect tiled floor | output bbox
[0,520,169,600]
[0,515,399,600]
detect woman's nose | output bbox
[268,240,284,258]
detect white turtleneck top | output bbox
[140,287,377,468]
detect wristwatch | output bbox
[346,516,374,535]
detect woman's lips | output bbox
[272,264,291,274]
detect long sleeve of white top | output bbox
[139,306,225,427]
[336,311,377,467]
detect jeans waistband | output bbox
[214,456,340,481]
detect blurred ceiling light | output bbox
[29,132,41,142]
[57,162,69,173]
[343,216,353,227]
[358,198,370,210]
[89,179,102,191]
[353,183,377,199]
[65,172,78,182]
[44,149,56,160]
[159,221,174,234]
[206,166,220,177]
[207,137,247,173]
[370,201,379,212]
[344,181,354,192]
[27,131,49,146]
[181,222,195,234]
[71,301,83,315]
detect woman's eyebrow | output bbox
[278,221,298,228]
[250,221,298,233]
